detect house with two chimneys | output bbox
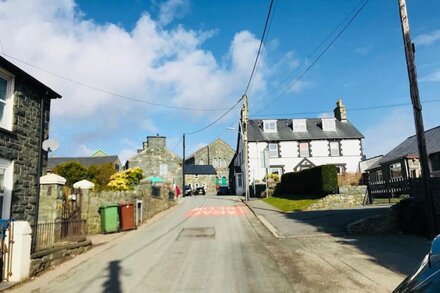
[231,99,365,195]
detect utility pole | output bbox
[182,134,186,192]
[242,94,250,202]
[398,0,436,237]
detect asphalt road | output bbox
[14,196,293,293]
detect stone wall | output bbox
[185,174,216,194]
[30,240,91,277]
[306,185,367,211]
[186,139,235,186]
[128,136,182,188]
[86,180,175,234]
[0,77,54,222]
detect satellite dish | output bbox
[42,139,60,152]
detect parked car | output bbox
[393,234,440,292]
[184,185,192,197]
[217,186,230,195]
[193,186,206,195]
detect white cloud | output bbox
[288,79,312,94]
[354,45,372,55]
[119,148,138,165]
[0,0,268,120]
[318,112,332,118]
[415,29,440,46]
[362,109,415,158]
[158,0,190,26]
[75,144,93,156]
[421,69,440,82]
[141,118,159,134]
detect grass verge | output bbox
[262,195,320,212]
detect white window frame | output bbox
[263,120,277,133]
[292,119,307,132]
[299,142,311,158]
[0,69,15,131]
[389,162,402,179]
[199,159,204,165]
[159,163,168,177]
[268,143,279,158]
[329,141,341,157]
[0,159,13,219]
[269,167,283,176]
[322,118,336,131]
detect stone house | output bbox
[127,135,182,188]
[47,155,122,173]
[231,99,364,195]
[185,138,235,187]
[0,56,61,221]
[184,165,217,194]
[366,125,440,197]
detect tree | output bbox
[52,161,87,187]
[86,163,116,191]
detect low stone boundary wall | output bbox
[346,207,398,234]
[30,240,92,277]
[86,180,176,234]
[306,185,367,211]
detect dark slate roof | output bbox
[0,56,61,99]
[248,118,363,142]
[48,156,120,169]
[184,165,217,175]
[367,126,440,171]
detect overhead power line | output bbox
[185,97,243,136]
[0,52,231,112]
[243,0,275,95]
[252,0,370,116]
[250,98,440,118]
[185,0,276,136]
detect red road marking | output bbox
[185,206,246,217]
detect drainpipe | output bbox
[35,94,47,225]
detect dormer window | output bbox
[263,120,277,133]
[322,118,336,131]
[292,119,307,132]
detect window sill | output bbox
[0,127,17,137]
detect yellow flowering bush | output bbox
[107,167,144,191]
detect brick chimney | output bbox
[143,135,166,150]
[334,99,347,122]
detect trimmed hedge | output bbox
[275,165,338,196]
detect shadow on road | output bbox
[102,260,122,293]
[266,205,432,276]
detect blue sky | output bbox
[1,0,439,162]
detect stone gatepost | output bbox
[73,179,95,221]
[38,174,66,223]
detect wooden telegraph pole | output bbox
[398,0,436,237]
[242,94,250,202]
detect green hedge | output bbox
[274,165,338,196]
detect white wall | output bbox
[247,139,363,182]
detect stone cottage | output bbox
[185,138,235,187]
[127,135,182,188]
[184,165,217,194]
[0,56,61,221]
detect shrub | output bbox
[52,161,87,187]
[275,165,338,196]
[107,167,144,191]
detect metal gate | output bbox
[0,220,14,283]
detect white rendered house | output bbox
[231,100,364,195]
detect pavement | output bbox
[244,198,432,292]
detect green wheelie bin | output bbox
[99,204,120,233]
